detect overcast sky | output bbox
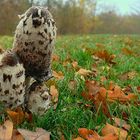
[96,0,140,15]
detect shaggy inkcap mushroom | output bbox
[13,6,57,83]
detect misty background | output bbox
[0,0,140,35]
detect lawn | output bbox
[0,35,140,139]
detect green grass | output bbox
[1,35,140,139]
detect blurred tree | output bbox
[95,10,121,34]
[0,0,140,35]
[0,0,31,35]
[43,0,96,34]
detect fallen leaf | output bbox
[7,108,25,125]
[91,65,99,77]
[12,129,24,140]
[100,76,107,83]
[94,50,116,64]
[46,79,57,87]
[73,136,84,140]
[122,47,133,55]
[81,80,99,101]
[82,80,138,119]
[78,128,100,140]
[77,128,118,140]
[72,61,79,69]
[0,120,13,140]
[84,47,95,55]
[61,134,66,140]
[85,80,99,95]
[76,68,92,77]
[25,112,33,123]
[82,81,112,119]
[52,54,60,61]
[63,61,70,67]
[119,71,137,81]
[68,80,77,90]
[92,55,101,62]
[121,112,129,121]
[99,85,138,103]
[122,85,132,93]
[102,133,118,140]
[96,43,105,48]
[127,71,137,79]
[137,86,140,93]
[108,81,115,90]
[53,71,64,80]
[18,128,50,140]
[113,117,130,131]
[101,123,130,140]
[95,91,112,119]
[50,85,59,103]
[62,56,72,66]
[124,37,133,46]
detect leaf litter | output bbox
[0,120,50,140]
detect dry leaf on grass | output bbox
[62,60,70,67]
[53,71,64,80]
[119,71,137,81]
[81,80,112,119]
[73,136,84,140]
[101,123,130,140]
[76,68,92,77]
[137,86,140,93]
[113,117,130,131]
[85,80,100,95]
[122,47,133,55]
[68,80,77,90]
[62,57,72,67]
[94,50,116,64]
[72,61,79,69]
[102,133,118,140]
[96,43,105,48]
[6,107,32,126]
[100,76,107,83]
[78,128,100,140]
[45,79,57,87]
[99,85,138,103]
[0,120,13,140]
[52,54,60,61]
[124,37,133,46]
[50,85,59,103]
[76,128,118,140]
[18,128,50,140]
[81,80,138,119]
[7,108,25,126]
